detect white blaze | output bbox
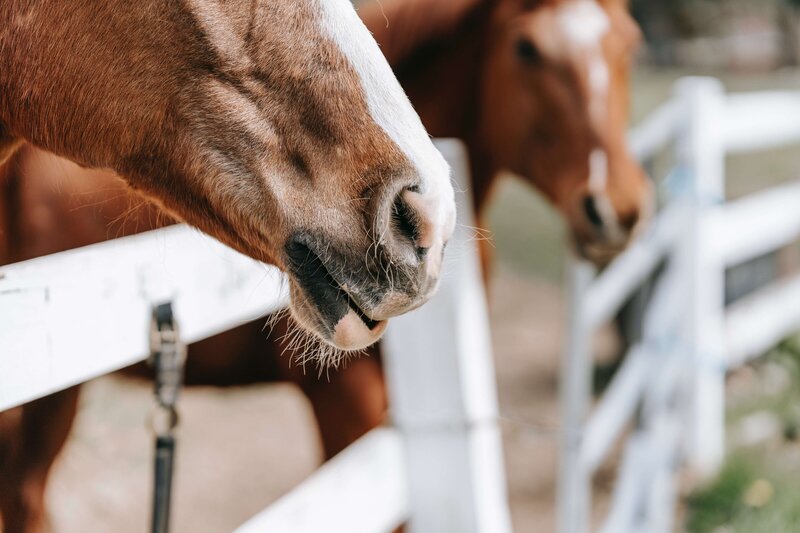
[557,0,610,47]
[558,0,622,235]
[316,0,457,252]
[588,148,608,194]
[557,0,610,140]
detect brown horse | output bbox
[1,0,456,355]
[0,0,648,530]
[364,0,649,265]
[1,0,457,531]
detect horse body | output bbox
[0,0,648,530]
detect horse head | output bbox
[481,0,651,264]
[0,0,456,353]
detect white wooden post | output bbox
[558,260,595,533]
[673,77,728,476]
[382,139,512,533]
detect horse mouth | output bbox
[575,237,630,267]
[285,239,383,337]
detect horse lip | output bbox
[285,237,380,330]
[346,294,381,330]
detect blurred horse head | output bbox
[0,0,456,351]
[363,0,650,265]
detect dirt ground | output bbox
[43,266,618,533]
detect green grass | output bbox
[686,452,800,533]
[685,336,800,532]
[727,335,800,438]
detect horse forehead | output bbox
[530,0,610,58]
[555,0,610,48]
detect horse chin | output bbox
[574,238,629,268]
[286,280,388,359]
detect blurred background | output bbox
[35,1,800,532]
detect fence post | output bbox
[558,260,595,533]
[382,139,512,533]
[673,77,727,476]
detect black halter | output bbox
[149,302,186,533]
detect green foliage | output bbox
[686,453,800,533]
[685,457,756,532]
[686,333,800,532]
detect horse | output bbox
[363,0,649,267]
[0,0,648,529]
[0,0,458,530]
[1,0,457,355]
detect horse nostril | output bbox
[583,195,604,229]
[619,209,639,232]
[392,192,426,256]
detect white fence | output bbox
[558,77,800,533]
[0,140,512,533]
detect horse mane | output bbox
[358,0,495,68]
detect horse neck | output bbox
[1,0,171,169]
[361,0,494,140]
[0,155,20,265]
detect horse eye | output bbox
[515,38,541,65]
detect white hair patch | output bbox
[557,0,610,47]
[315,0,456,249]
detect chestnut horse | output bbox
[0,0,457,530]
[0,0,648,530]
[1,0,456,354]
[365,0,649,266]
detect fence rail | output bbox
[0,139,511,533]
[723,91,800,153]
[706,181,800,267]
[559,77,800,533]
[234,428,407,533]
[0,225,287,411]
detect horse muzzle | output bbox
[285,185,455,350]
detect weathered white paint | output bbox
[723,91,800,153]
[560,78,800,533]
[579,345,649,473]
[557,260,595,533]
[705,180,800,268]
[582,202,683,329]
[383,139,511,533]
[1,138,507,533]
[0,225,288,412]
[675,77,727,476]
[726,275,800,367]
